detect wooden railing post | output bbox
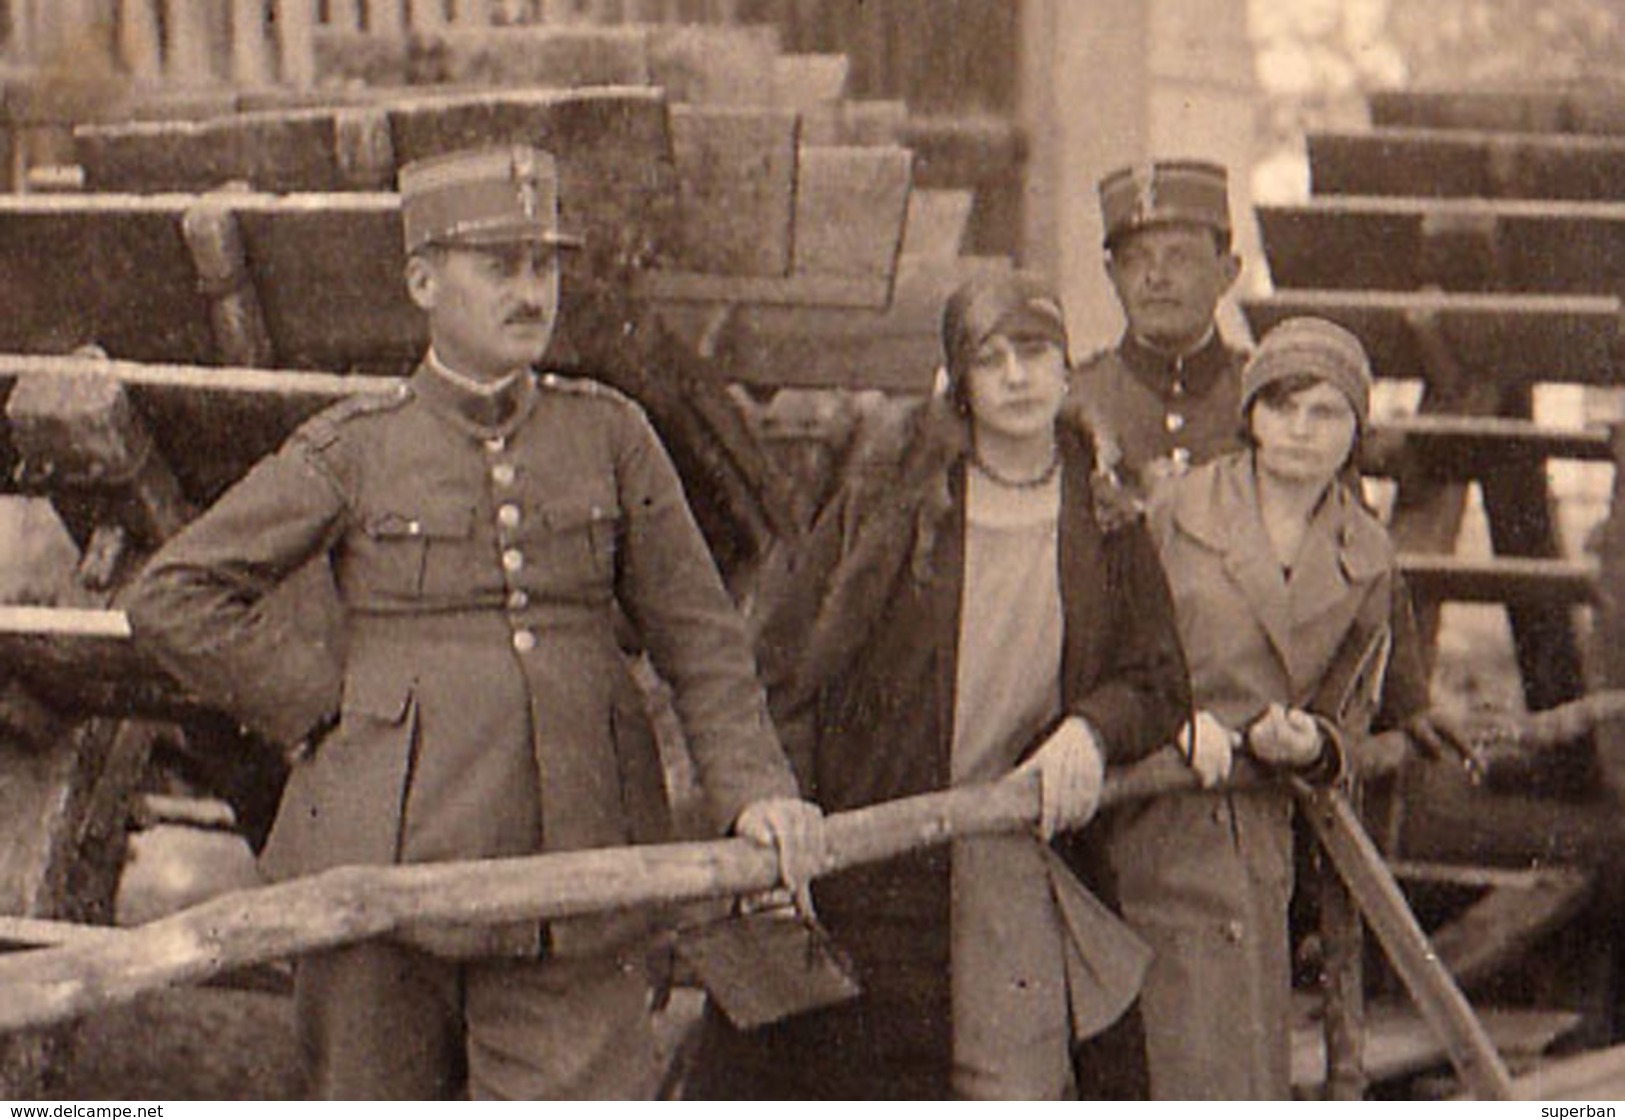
[230,0,273,84]
[118,0,165,78]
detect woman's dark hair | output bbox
[1239,371,1363,471]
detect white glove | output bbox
[734,797,828,918]
[1178,709,1238,788]
[1246,703,1323,769]
[1016,717,1106,840]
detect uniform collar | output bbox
[1119,328,1233,403]
[412,355,539,437]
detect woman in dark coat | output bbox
[686,273,1190,1099]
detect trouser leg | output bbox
[464,950,660,1100]
[295,940,464,1099]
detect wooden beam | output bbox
[1309,128,1625,202]
[793,145,910,286]
[1427,871,1593,987]
[1243,290,1620,388]
[310,25,651,86]
[1257,197,1625,296]
[1370,89,1625,137]
[667,105,797,277]
[1398,554,1597,606]
[1362,416,1613,480]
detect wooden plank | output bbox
[0,352,396,503]
[900,189,975,260]
[1295,785,1515,1100]
[1370,89,1625,137]
[77,110,351,192]
[1309,128,1625,202]
[771,52,848,110]
[1427,871,1593,987]
[1510,1042,1625,1100]
[1292,1003,1579,1091]
[1362,416,1614,481]
[667,105,797,276]
[275,0,318,89]
[1242,290,1620,387]
[793,145,910,284]
[703,255,1011,391]
[0,194,217,365]
[311,25,651,86]
[644,22,781,106]
[631,269,892,309]
[232,0,275,86]
[1398,554,1597,606]
[1257,197,1625,295]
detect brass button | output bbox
[498,503,522,529]
[491,463,516,486]
[485,436,507,453]
[507,589,529,611]
[1224,920,1245,944]
[511,629,537,653]
[407,519,422,535]
[502,548,524,573]
[1170,380,1185,398]
[1171,447,1191,467]
[1165,412,1185,433]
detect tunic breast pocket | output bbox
[360,505,476,598]
[528,497,620,600]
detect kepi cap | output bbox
[398,145,585,255]
[1099,159,1230,248]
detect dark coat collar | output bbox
[1118,329,1237,402]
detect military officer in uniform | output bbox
[1071,160,1248,499]
[125,146,824,1100]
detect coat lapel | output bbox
[1174,459,1299,681]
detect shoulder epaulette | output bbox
[296,382,414,451]
[536,371,637,409]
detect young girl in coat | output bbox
[685,272,1190,1099]
[1111,316,1427,1099]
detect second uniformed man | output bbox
[1071,159,1248,499]
[125,146,824,1100]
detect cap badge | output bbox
[512,148,540,221]
[1131,163,1158,219]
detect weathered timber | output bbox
[0,606,195,722]
[1241,290,1621,386]
[1309,128,1625,202]
[771,52,849,110]
[1361,417,1612,481]
[1508,1041,1625,1100]
[707,254,1012,392]
[1397,554,1596,606]
[1291,1004,1579,1094]
[667,105,798,277]
[1319,844,1367,1099]
[1426,868,1593,987]
[1369,89,1625,137]
[4,372,195,564]
[312,25,651,88]
[792,145,912,282]
[183,198,276,369]
[901,189,975,261]
[1596,424,1625,815]
[1295,783,1515,1099]
[0,353,394,505]
[1257,198,1625,295]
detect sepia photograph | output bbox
[0,0,1621,1104]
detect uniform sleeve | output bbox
[1070,519,1192,764]
[121,437,349,746]
[609,405,800,832]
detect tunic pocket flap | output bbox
[364,506,474,540]
[542,498,620,532]
[340,661,415,723]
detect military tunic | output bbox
[1070,331,1248,498]
[126,361,799,1097]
